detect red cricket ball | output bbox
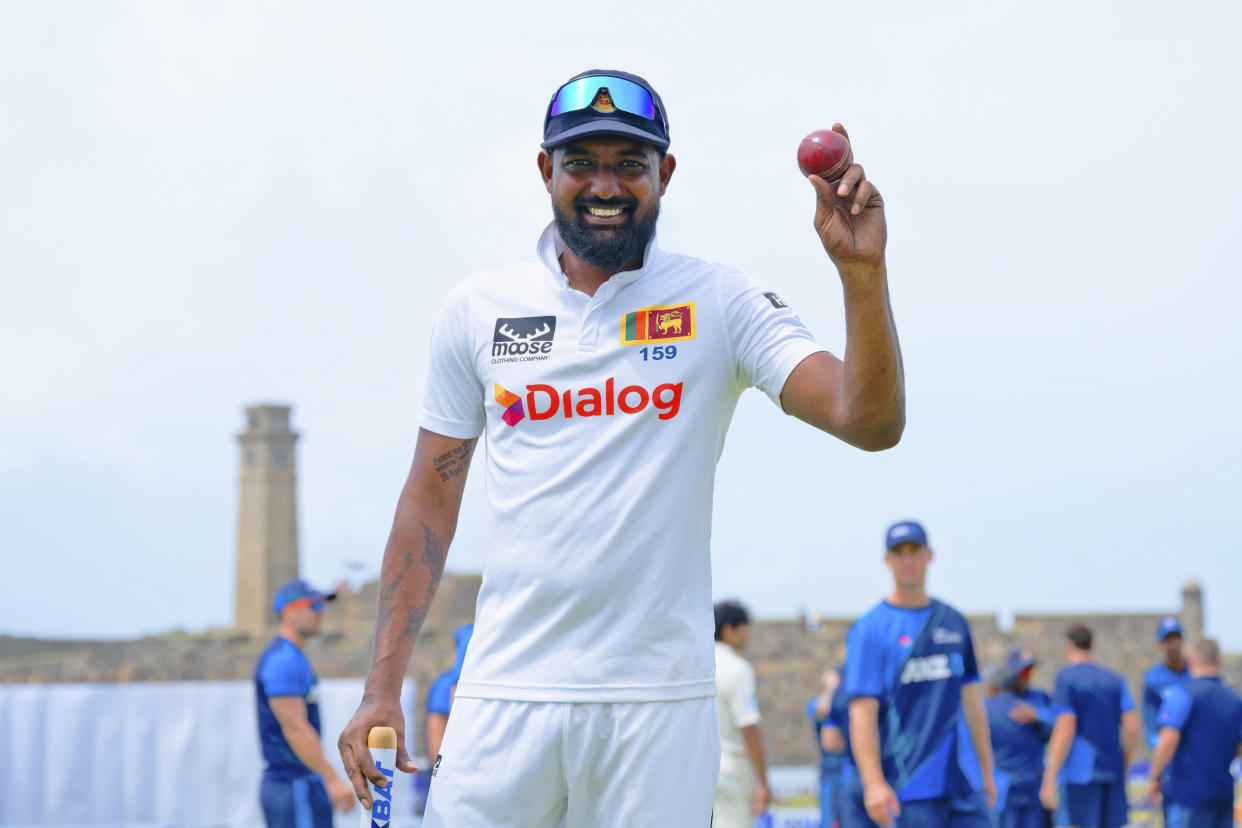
[797,129,853,181]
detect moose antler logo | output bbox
[492,316,557,360]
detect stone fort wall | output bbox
[2,577,1235,766]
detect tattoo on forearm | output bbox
[372,548,414,654]
[400,522,445,643]
[370,520,448,666]
[432,439,474,483]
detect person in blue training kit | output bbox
[808,667,848,828]
[424,623,473,762]
[846,520,997,828]
[1142,616,1190,827]
[1144,618,1190,748]
[830,657,880,828]
[986,647,1055,828]
[1147,637,1242,828]
[1039,625,1139,828]
[254,579,355,827]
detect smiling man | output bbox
[338,69,905,826]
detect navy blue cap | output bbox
[1156,616,1182,642]
[272,579,337,614]
[885,520,928,551]
[542,69,670,152]
[1007,646,1038,676]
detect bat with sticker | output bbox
[361,726,397,828]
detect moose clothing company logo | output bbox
[620,301,696,345]
[494,378,684,426]
[492,315,557,364]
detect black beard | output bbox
[553,198,659,271]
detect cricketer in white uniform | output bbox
[714,600,771,828]
[338,68,905,827]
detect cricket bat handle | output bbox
[360,726,398,827]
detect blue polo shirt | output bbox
[844,599,980,802]
[1051,662,1134,784]
[255,637,320,780]
[1143,662,1190,749]
[1157,676,1242,809]
[986,687,1054,795]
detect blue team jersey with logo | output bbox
[844,599,980,802]
[1142,662,1190,749]
[1157,676,1242,808]
[1051,662,1134,784]
[255,637,321,780]
[985,688,1054,796]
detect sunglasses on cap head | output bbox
[287,598,325,613]
[549,75,657,120]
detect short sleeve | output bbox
[845,620,885,700]
[259,645,313,699]
[960,623,980,684]
[806,696,822,726]
[1051,673,1074,716]
[730,663,761,729]
[420,281,485,439]
[1119,679,1135,713]
[718,270,828,407]
[1156,684,1192,731]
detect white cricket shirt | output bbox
[714,641,761,756]
[421,224,827,703]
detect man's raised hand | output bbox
[808,123,886,274]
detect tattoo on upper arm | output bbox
[432,439,475,483]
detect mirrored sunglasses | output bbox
[549,75,656,120]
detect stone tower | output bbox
[1180,579,1204,643]
[233,404,301,636]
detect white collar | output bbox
[536,222,663,292]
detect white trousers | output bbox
[423,696,720,828]
[712,751,757,828]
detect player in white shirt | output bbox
[714,600,771,828]
[338,69,905,827]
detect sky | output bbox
[2,1,1240,650]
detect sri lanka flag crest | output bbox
[494,383,525,426]
[620,301,696,345]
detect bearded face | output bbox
[553,193,659,271]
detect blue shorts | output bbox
[839,779,880,828]
[896,792,994,828]
[996,785,1049,828]
[1165,802,1234,828]
[260,774,332,828]
[1061,782,1127,828]
[997,802,1049,828]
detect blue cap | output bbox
[272,579,337,615]
[1155,616,1182,642]
[1007,646,1038,676]
[885,520,928,551]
